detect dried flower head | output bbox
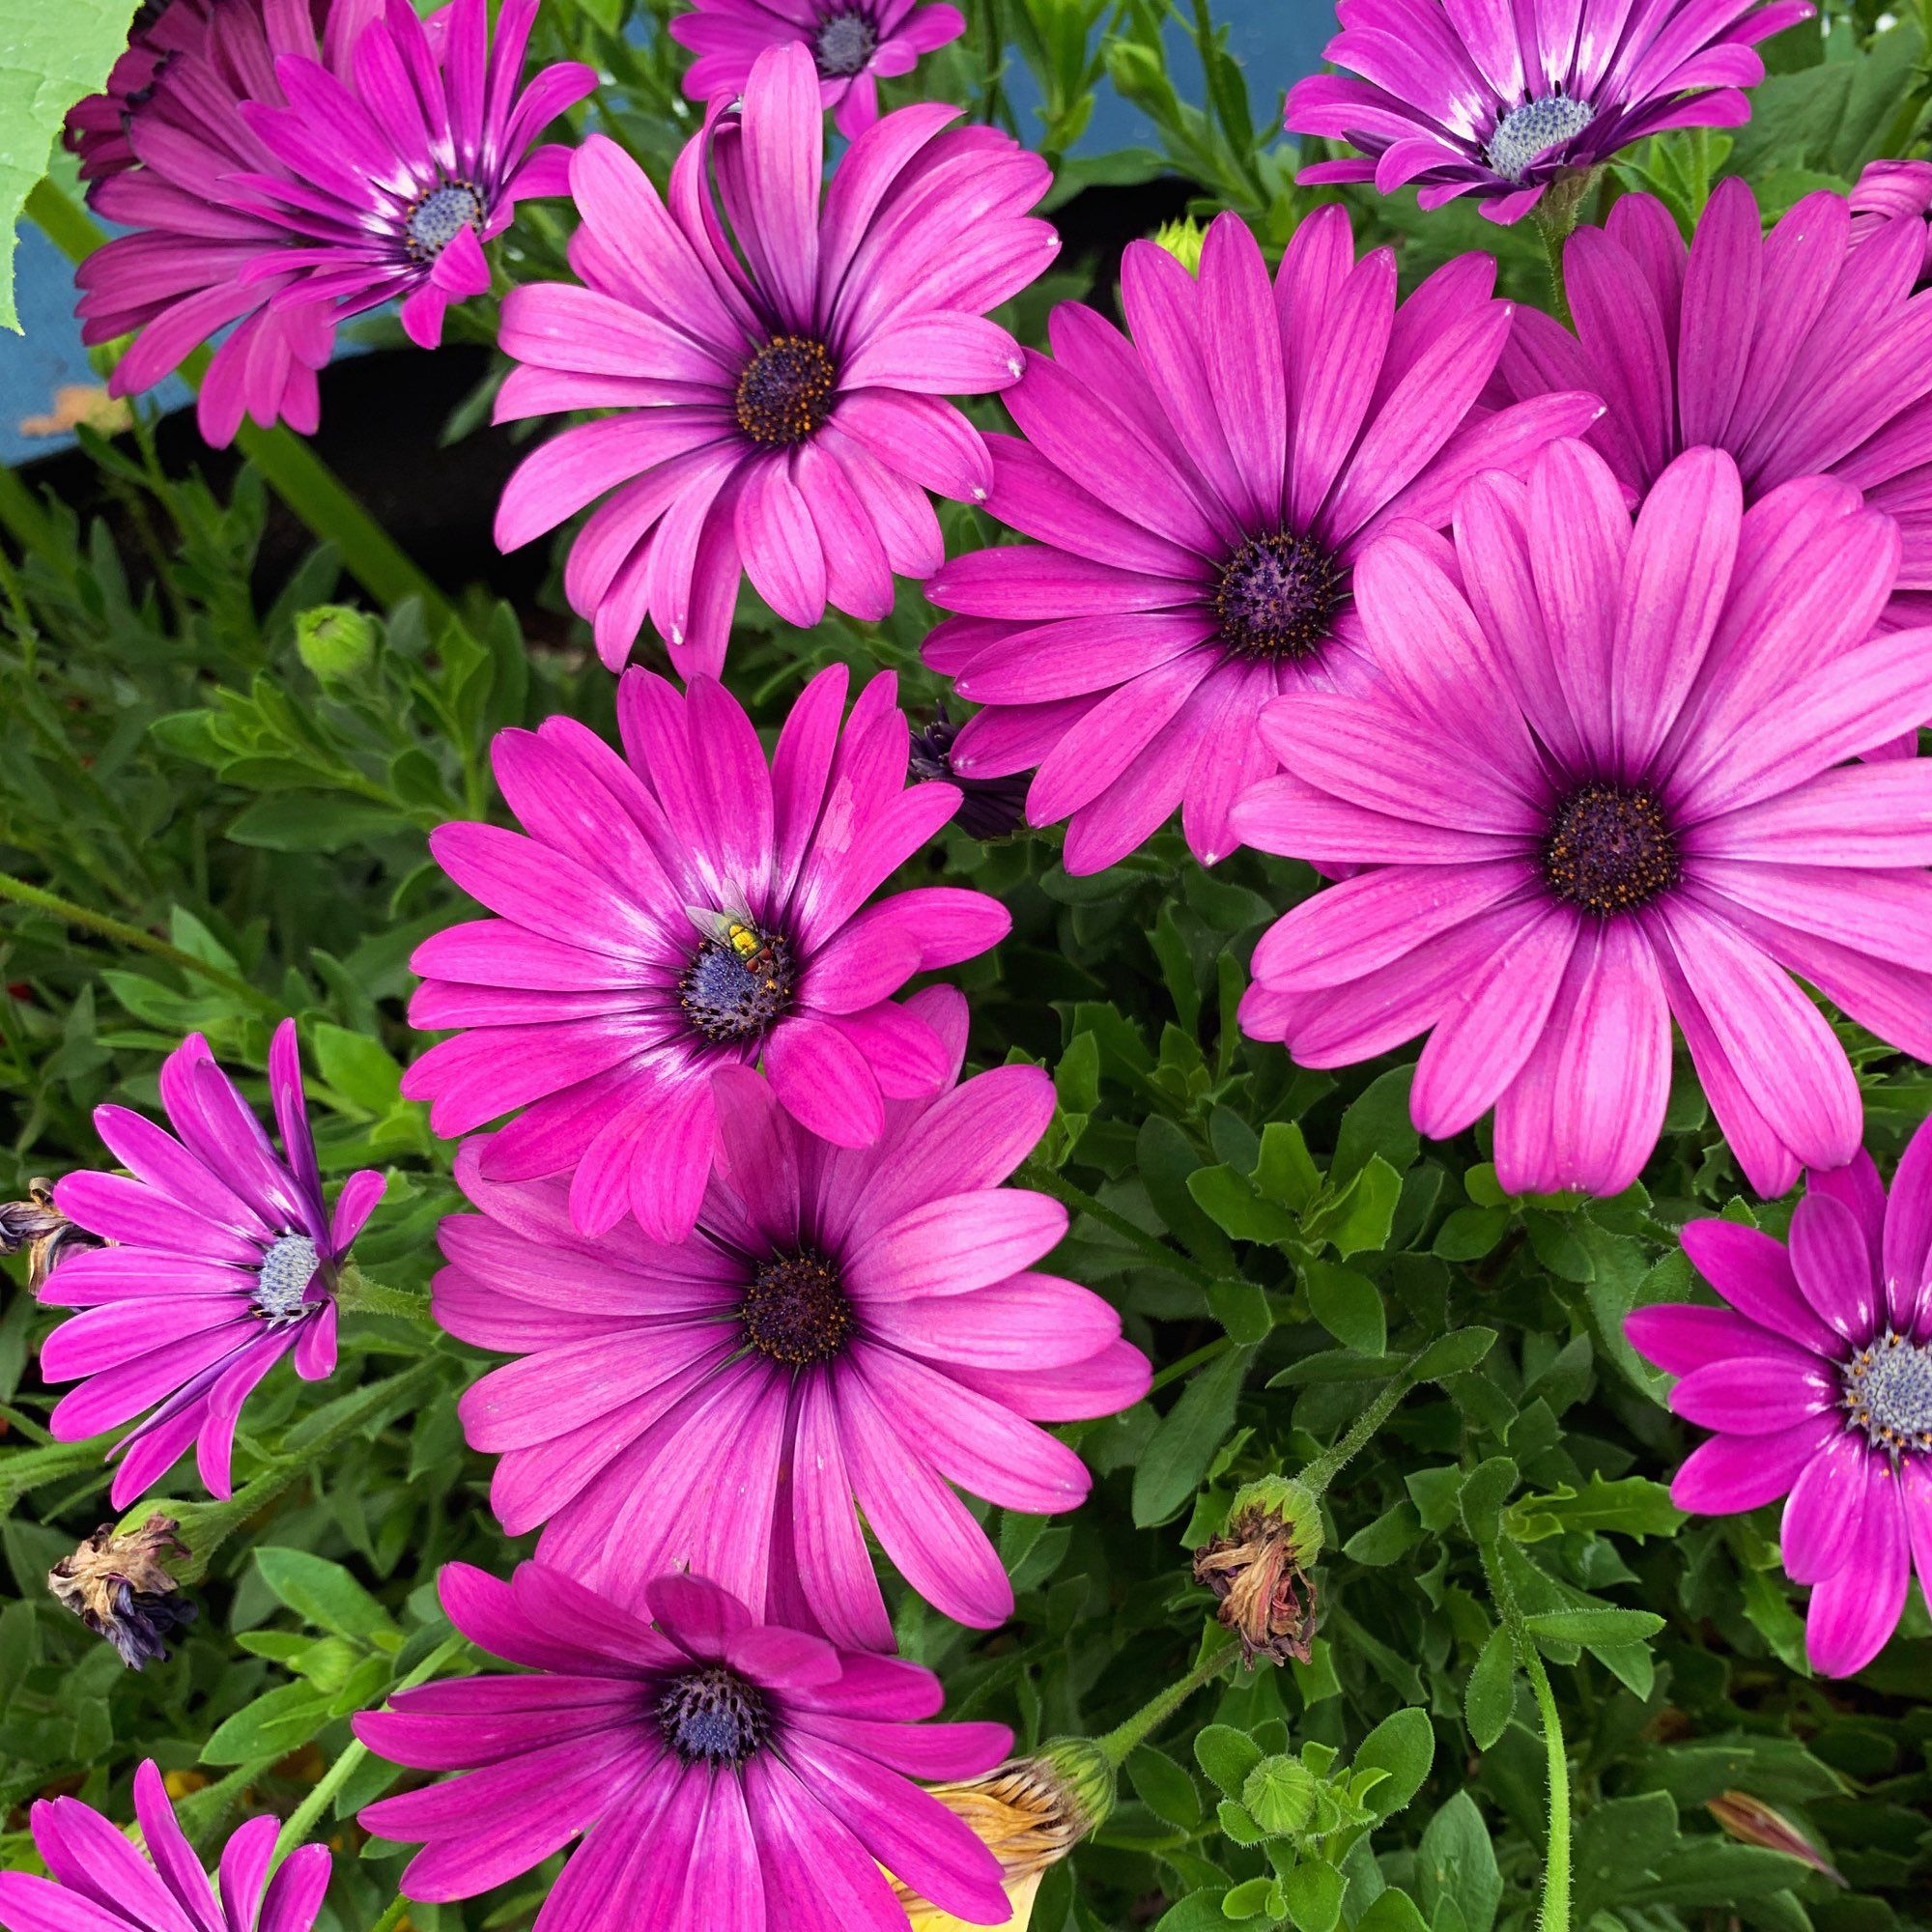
[0,1179,103,1293]
[1707,1792,1845,1887]
[48,1516,196,1669]
[1192,1475,1323,1666]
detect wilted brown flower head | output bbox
[1192,1475,1323,1666]
[1707,1791,1845,1887]
[49,1516,197,1669]
[0,1178,104,1293]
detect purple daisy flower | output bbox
[404,665,1011,1244]
[1286,0,1811,224]
[41,1022,385,1507]
[229,0,596,351]
[1850,158,1932,275]
[1628,1124,1932,1676]
[0,1762,329,1932]
[922,206,1600,873]
[433,985,1149,1640]
[1234,438,1932,1200]
[63,0,249,185]
[356,1563,1013,1932]
[1495,178,1932,640]
[669,0,968,139]
[492,41,1057,679]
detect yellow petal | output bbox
[905,1874,1042,1932]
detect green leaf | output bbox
[1724,16,1922,179]
[1279,1861,1344,1932]
[1189,1163,1299,1246]
[1220,1877,1277,1922]
[1304,1154,1402,1258]
[254,1547,401,1649]
[1254,1122,1321,1214]
[1522,1606,1664,1648]
[1301,1261,1385,1356]
[226,794,412,852]
[1406,1328,1497,1384]
[202,1682,333,1766]
[308,1021,404,1118]
[1341,1500,1422,1568]
[1155,1893,1237,1932]
[1241,1755,1317,1836]
[1356,1891,1429,1932]
[1463,1628,1515,1752]
[1128,1746,1203,1831]
[1352,1707,1435,1821]
[1132,1345,1253,1527]
[1416,1792,1502,1932]
[1504,1474,1687,1543]
[1332,1066,1419,1183]
[1196,1722,1264,1798]
[1457,1457,1519,1547]
[0,0,140,329]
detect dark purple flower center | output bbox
[743,1250,852,1366]
[1541,782,1679,918]
[1845,1333,1932,1457]
[814,9,877,76]
[1214,532,1341,661]
[253,1233,319,1321]
[909,705,1030,840]
[1485,95,1596,183]
[405,180,485,262]
[657,1665,771,1763]
[735,336,838,447]
[678,923,797,1044]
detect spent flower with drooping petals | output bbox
[1236,439,1932,1200]
[433,986,1148,1638]
[47,1516,197,1670]
[492,42,1057,677]
[406,665,1010,1242]
[40,1022,384,1506]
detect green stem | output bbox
[24,180,447,619]
[333,1264,437,1327]
[1149,1333,1232,1397]
[270,1630,469,1872]
[0,867,281,1013]
[0,1435,118,1514]
[1297,1353,1421,1500]
[1017,1160,1215,1287]
[368,1897,412,1932]
[1097,1639,1241,1768]
[1529,168,1599,331]
[1481,1543,1571,1932]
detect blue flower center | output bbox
[743,1250,851,1366]
[1542,782,1680,917]
[657,1665,770,1763]
[1214,532,1341,660]
[1485,95,1596,182]
[1845,1333,1932,1457]
[678,923,796,1044]
[254,1233,319,1321]
[814,10,876,75]
[734,336,838,447]
[405,181,484,261]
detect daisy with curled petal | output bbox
[229,0,596,351]
[356,1563,1014,1932]
[1286,0,1811,224]
[434,985,1150,1641]
[1629,1121,1932,1676]
[1235,439,1932,1201]
[404,664,1011,1244]
[491,40,1058,679]
[0,1761,330,1932]
[669,0,968,139]
[1496,177,1932,646]
[922,205,1601,874]
[1849,158,1932,276]
[41,1021,385,1507]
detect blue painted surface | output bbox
[0,6,1328,465]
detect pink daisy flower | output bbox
[404,665,1011,1244]
[1628,1124,1932,1676]
[922,206,1601,873]
[229,0,596,351]
[1286,0,1810,224]
[491,41,1057,679]
[1850,157,1932,275]
[433,985,1149,1641]
[356,1563,1013,1932]
[0,1762,330,1932]
[1234,438,1932,1201]
[668,0,968,139]
[1496,178,1932,641]
[40,1022,385,1507]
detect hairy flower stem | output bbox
[24,181,449,620]
[1529,168,1600,329]
[1297,1352,1424,1500]
[0,867,282,1014]
[269,1629,469,1874]
[368,1897,412,1932]
[333,1264,438,1326]
[1096,1639,1242,1768]
[1016,1160,1217,1287]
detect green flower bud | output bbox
[297,604,380,682]
[1151,217,1207,274]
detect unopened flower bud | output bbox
[296,603,379,682]
[48,1516,197,1669]
[909,704,1031,842]
[1151,218,1206,274]
[1707,1792,1844,1887]
[896,1739,1115,1928]
[1191,1475,1322,1666]
[0,1179,103,1293]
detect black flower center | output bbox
[1541,782,1680,918]
[405,181,484,261]
[814,9,877,75]
[742,1250,851,1366]
[735,336,838,447]
[1845,1333,1932,1458]
[657,1665,771,1764]
[253,1233,319,1321]
[1214,533,1341,661]
[678,923,796,1044]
